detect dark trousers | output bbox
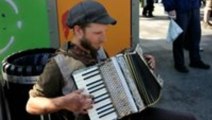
[122,107,196,120]
[64,107,197,120]
[142,0,154,15]
[173,9,201,66]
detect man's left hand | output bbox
[144,54,156,70]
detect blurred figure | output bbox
[163,0,210,73]
[155,0,162,3]
[202,0,206,6]
[142,0,155,17]
[203,0,212,28]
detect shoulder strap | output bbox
[54,54,77,95]
[97,47,108,62]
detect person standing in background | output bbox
[163,0,210,73]
[142,0,155,17]
[203,0,212,28]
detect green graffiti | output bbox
[0,0,51,71]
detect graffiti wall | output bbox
[0,0,133,72]
[0,0,51,68]
[56,0,131,56]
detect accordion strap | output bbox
[54,54,84,95]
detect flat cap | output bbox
[66,1,117,28]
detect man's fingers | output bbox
[74,89,84,94]
[80,109,88,114]
[148,59,155,66]
[83,98,93,108]
[145,55,155,70]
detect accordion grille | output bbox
[100,61,132,117]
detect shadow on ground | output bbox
[140,36,212,120]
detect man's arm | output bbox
[26,89,93,115]
[25,58,93,115]
[26,94,63,114]
[162,0,176,12]
[162,0,177,19]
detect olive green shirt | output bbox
[29,43,105,120]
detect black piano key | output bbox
[94,92,108,100]
[86,79,102,87]
[82,67,98,76]
[87,81,104,91]
[96,102,112,111]
[84,71,100,80]
[97,105,114,115]
[89,85,105,94]
[99,109,116,118]
[94,94,110,104]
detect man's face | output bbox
[80,23,108,51]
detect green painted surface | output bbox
[0,0,50,71]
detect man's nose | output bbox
[100,32,107,42]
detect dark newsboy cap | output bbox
[66,1,117,28]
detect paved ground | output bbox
[0,3,211,120]
[139,4,212,120]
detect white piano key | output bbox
[94,94,109,103]
[87,80,104,89]
[88,84,105,94]
[96,102,112,111]
[90,88,107,98]
[74,75,102,88]
[88,100,115,120]
[83,70,100,78]
[74,78,84,85]
[75,74,102,85]
[88,109,100,120]
[89,110,117,120]
[73,66,99,78]
[85,75,102,84]
[99,108,116,118]
[75,80,86,89]
[97,103,113,114]
[101,112,118,120]
[94,98,112,110]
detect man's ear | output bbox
[73,25,84,38]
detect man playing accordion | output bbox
[26,1,196,120]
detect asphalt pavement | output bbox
[139,3,212,120]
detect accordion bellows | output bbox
[72,45,163,120]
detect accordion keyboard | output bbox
[73,66,118,120]
[72,45,163,120]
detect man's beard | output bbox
[80,36,98,57]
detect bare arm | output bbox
[26,89,93,115]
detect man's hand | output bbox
[144,54,156,70]
[168,10,177,19]
[61,89,94,114]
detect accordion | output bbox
[72,45,163,120]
